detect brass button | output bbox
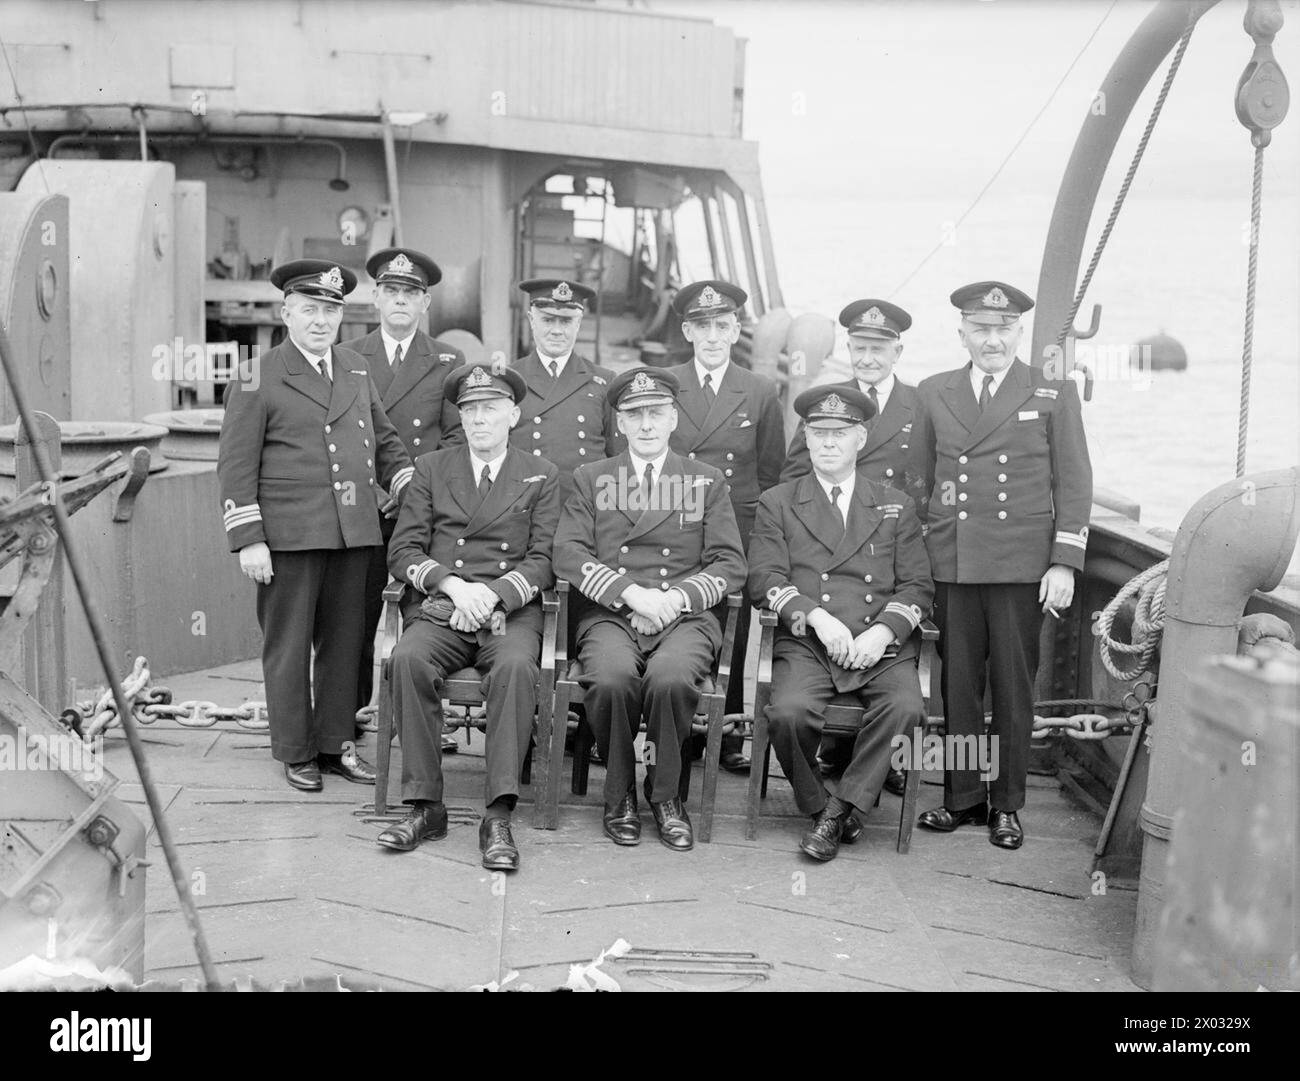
[457,539,465,546]
[620,546,629,554]
[333,481,341,491]
[958,492,967,502]
[885,468,894,477]
[578,449,586,456]
[958,455,968,464]
[454,559,464,568]
[533,450,542,456]
[820,572,828,581]
[363,439,369,447]
[325,424,332,434]
[864,574,872,583]
[618,568,627,575]
[366,459,372,468]
[413,438,421,447]
[958,473,968,483]
[662,548,670,556]
[577,415,585,423]
[412,419,421,427]
[999,454,1008,464]
[578,431,586,438]
[359,420,365,428]
[998,511,1008,520]
[498,562,508,570]
[332,464,340,472]
[821,594,831,602]
[329,443,337,452]
[724,469,733,477]
[534,416,542,424]
[726,453,734,461]
[533,432,541,439]
[688,452,696,459]
[865,594,873,603]
[659,568,669,577]
[660,582,670,590]
[998,473,1007,482]
[998,492,1007,502]
[958,510,968,520]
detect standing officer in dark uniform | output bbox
[913,282,1092,849]
[750,386,933,862]
[342,248,466,732]
[554,367,746,851]
[781,299,925,504]
[665,279,784,772]
[218,260,413,792]
[377,363,560,870]
[510,278,622,504]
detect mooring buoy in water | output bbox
[1136,330,1188,371]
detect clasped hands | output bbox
[622,583,687,636]
[807,608,896,671]
[440,577,500,632]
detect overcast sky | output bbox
[655,0,1300,202]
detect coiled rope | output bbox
[1095,560,1169,681]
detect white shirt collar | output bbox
[537,349,573,376]
[970,363,1011,400]
[381,328,417,364]
[629,449,669,487]
[695,358,729,390]
[469,447,508,483]
[815,470,855,514]
[297,344,332,378]
[858,372,895,413]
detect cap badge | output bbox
[984,286,1009,309]
[467,366,493,388]
[388,253,415,276]
[552,281,574,302]
[863,306,885,326]
[820,393,849,416]
[697,285,723,310]
[319,266,344,291]
[630,370,657,394]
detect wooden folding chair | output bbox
[746,611,941,853]
[370,580,561,828]
[543,581,742,841]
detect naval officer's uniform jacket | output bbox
[913,357,1092,813]
[664,360,785,539]
[781,378,926,508]
[747,474,933,814]
[341,328,466,456]
[340,327,466,707]
[385,446,561,806]
[509,350,623,503]
[217,339,414,763]
[553,450,747,803]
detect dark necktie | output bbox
[829,485,844,525]
[643,462,655,501]
[546,360,558,380]
[317,358,331,384]
[392,343,403,369]
[978,374,994,411]
[867,385,879,415]
[478,464,492,501]
[702,372,715,406]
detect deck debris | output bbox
[564,938,632,991]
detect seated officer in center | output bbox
[377,363,561,871]
[554,367,747,852]
[748,385,933,862]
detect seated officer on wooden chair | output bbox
[748,385,933,862]
[377,363,561,871]
[554,367,747,852]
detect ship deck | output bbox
[100,658,1142,992]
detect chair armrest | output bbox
[921,618,939,641]
[755,606,776,690]
[554,579,570,667]
[377,579,405,661]
[758,609,778,628]
[540,589,560,680]
[711,593,744,703]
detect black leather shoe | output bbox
[719,750,750,775]
[284,759,322,791]
[840,813,863,845]
[799,810,845,861]
[989,808,1024,850]
[883,768,907,797]
[603,790,641,846]
[650,798,694,851]
[916,803,988,832]
[376,803,448,851]
[441,734,459,754]
[318,749,376,785]
[479,818,520,871]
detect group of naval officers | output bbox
[217,246,1092,872]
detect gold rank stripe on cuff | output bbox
[1055,530,1088,550]
[682,572,726,609]
[502,570,535,605]
[767,585,800,615]
[881,503,902,518]
[580,560,621,602]
[884,601,923,630]
[391,466,415,493]
[222,503,262,531]
[1033,387,1059,399]
[407,558,439,591]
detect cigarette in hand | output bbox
[1044,605,1060,619]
